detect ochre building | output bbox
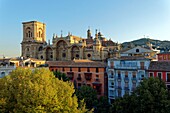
[21,21,120,61]
[47,59,107,96]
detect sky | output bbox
[0,0,170,57]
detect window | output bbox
[136,49,139,52]
[76,54,79,58]
[62,53,66,58]
[132,83,136,88]
[78,83,81,89]
[87,67,90,72]
[157,72,162,79]
[110,62,114,68]
[87,84,91,87]
[87,54,91,58]
[167,73,170,82]
[78,67,81,72]
[70,67,72,72]
[118,89,121,97]
[168,55,170,60]
[125,71,128,78]
[118,81,121,86]
[1,72,5,78]
[163,55,166,60]
[62,67,65,72]
[111,71,114,75]
[39,31,41,37]
[40,56,43,59]
[149,72,154,77]
[118,71,121,77]
[28,31,31,37]
[125,82,128,87]
[96,68,99,73]
[132,72,136,78]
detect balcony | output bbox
[94,78,100,82]
[131,87,136,91]
[117,76,121,81]
[115,65,147,70]
[109,85,115,90]
[124,77,129,82]
[124,86,129,91]
[67,72,74,80]
[132,78,137,83]
[77,77,81,81]
[117,86,122,89]
[84,72,92,81]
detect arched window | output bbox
[28,31,31,37]
[38,46,43,51]
[40,56,43,59]
[136,49,139,52]
[39,31,41,37]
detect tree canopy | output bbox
[0,68,86,113]
[111,77,170,113]
[76,85,98,110]
[53,71,69,82]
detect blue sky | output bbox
[0,0,170,57]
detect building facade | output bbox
[107,57,151,103]
[47,60,107,96]
[21,21,120,61]
[0,65,16,78]
[148,52,170,91]
[120,46,158,60]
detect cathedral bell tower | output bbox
[21,21,46,59]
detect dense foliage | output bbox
[53,71,69,82]
[0,68,87,113]
[76,86,110,113]
[111,77,170,113]
[76,85,98,110]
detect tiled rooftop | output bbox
[46,60,106,67]
[158,52,170,55]
[148,61,170,71]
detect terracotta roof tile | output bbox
[46,60,106,68]
[148,61,170,71]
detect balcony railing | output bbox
[124,86,129,90]
[109,75,114,79]
[84,72,92,81]
[94,78,100,82]
[77,77,81,81]
[124,77,129,82]
[132,78,137,83]
[109,86,115,89]
[131,87,136,91]
[114,65,147,70]
[117,86,122,89]
[117,77,121,81]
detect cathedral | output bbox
[21,21,120,61]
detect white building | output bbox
[0,65,16,78]
[107,56,151,103]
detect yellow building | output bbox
[21,21,120,61]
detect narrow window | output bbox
[78,67,81,72]
[96,68,99,73]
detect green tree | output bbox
[53,71,69,82]
[0,68,87,113]
[76,85,98,109]
[110,77,170,113]
[95,96,110,113]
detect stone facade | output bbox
[21,21,120,61]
